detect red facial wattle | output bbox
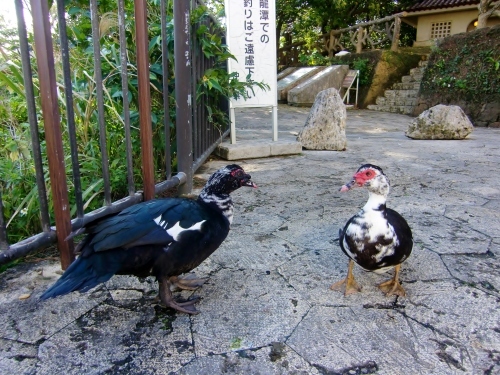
[353,169,376,186]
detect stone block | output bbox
[406,104,474,140]
[297,88,347,150]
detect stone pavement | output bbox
[1,105,500,374]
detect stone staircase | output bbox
[367,60,428,115]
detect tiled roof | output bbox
[407,0,479,12]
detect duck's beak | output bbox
[243,180,257,188]
[339,179,356,192]
[242,175,258,188]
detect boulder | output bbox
[297,88,347,150]
[406,105,473,140]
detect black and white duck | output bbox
[330,164,413,296]
[40,164,257,314]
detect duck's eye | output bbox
[231,169,244,178]
[365,170,373,177]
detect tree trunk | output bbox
[477,0,500,29]
[477,12,489,28]
[276,19,283,51]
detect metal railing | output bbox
[0,0,228,268]
[278,12,407,67]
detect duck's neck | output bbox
[198,190,234,224]
[363,192,387,212]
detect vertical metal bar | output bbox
[198,44,203,161]
[230,107,236,144]
[161,0,172,179]
[174,0,193,194]
[202,16,208,157]
[56,0,84,222]
[30,0,75,269]
[15,0,51,233]
[117,0,135,195]
[272,106,278,141]
[134,0,155,201]
[355,70,359,108]
[201,32,206,157]
[0,192,8,251]
[191,8,199,162]
[90,0,112,205]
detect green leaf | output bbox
[0,70,24,96]
[208,79,223,93]
[149,36,160,51]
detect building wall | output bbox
[414,9,478,46]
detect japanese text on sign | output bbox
[225,0,277,107]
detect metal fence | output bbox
[0,0,229,268]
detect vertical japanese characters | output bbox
[243,0,270,89]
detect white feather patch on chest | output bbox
[153,215,206,241]
[344,209,398,262]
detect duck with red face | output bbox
[331,164,413,297]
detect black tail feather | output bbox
[40,254,118,300]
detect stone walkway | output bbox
[1,106,500,374]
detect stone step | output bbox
[411,72,424,81]
[392,82,421,90]
[410,67,425,77]
[419,59,428,67]
[367,104,414,115]
[376,96,418,106]
[384,89,419,99]
[401,75,417,83]
[369,58,427,115]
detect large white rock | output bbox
[406,104,473,140]
[297,88,347,150]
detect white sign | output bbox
[225,0,277,108]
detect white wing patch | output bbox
[153,215,206,241]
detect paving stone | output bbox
[0,261,106,344]
[36,304,193,375]
[177,344,320,375]
[404,280,500,373]
[0,338,38,375]
[287,305,458,374]
[410,212,491,255]
[441,253,500,295]
[445,205,500,239]
[191,268,309,356]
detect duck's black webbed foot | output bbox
[159,279,201,314]
[170,275,208,291]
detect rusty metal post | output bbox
[391,16,402,52]
[134,0,155,201]
[174,0,193,195]
[15,0,51,233]
[30,0,74,269]
[160,0,172,180]
[118,0,135,195]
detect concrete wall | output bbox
[277,67,325,102]
[287,65,349,106]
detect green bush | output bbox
[421,27,500,102]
